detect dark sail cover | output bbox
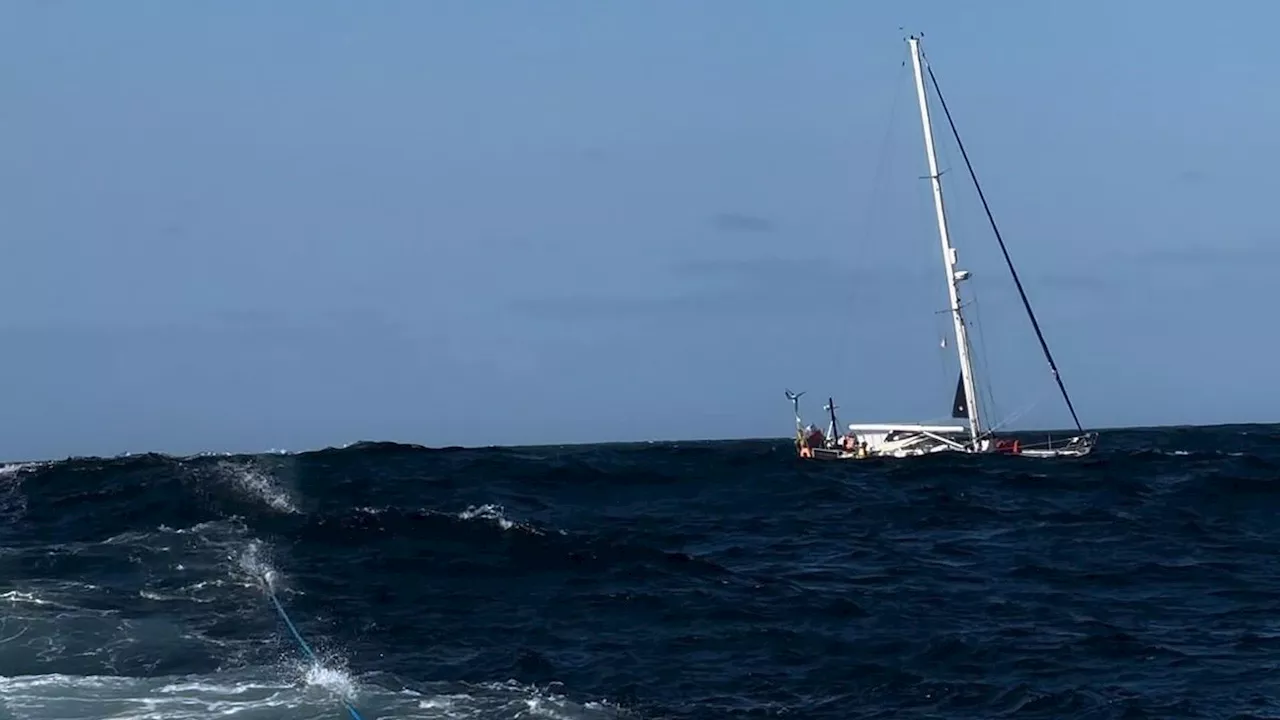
[951,373,967,419]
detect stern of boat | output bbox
[995,431,1099,458]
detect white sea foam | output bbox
[0,672,628,719]
[213,459,300,514]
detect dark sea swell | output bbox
[2,424,1280,719]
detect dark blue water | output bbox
[2,424,1279,719]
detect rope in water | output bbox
[264,580,369,720]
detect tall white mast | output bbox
[907,35,983,445]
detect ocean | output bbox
[2,424,1278,719]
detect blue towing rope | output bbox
[264,579,369,720]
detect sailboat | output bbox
[788,34,1098,461]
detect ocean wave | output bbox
[4,426,1280,717]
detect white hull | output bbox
[796,422,1098,461]
[1013,435,1098,458]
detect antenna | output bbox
[824,397,841,442]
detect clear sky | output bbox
[2,1,1277,458]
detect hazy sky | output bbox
[2,1,1277,458]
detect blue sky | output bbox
[1,1,1277,457]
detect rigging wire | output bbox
[981,387,1051,436]
[859,52,911,244]
[916,51,1004,432]
[837,48,912,401]
[966,284,1002,426]
[920,52,1085,434]
[933,308,952,396]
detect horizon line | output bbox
[5,418,1276,466]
